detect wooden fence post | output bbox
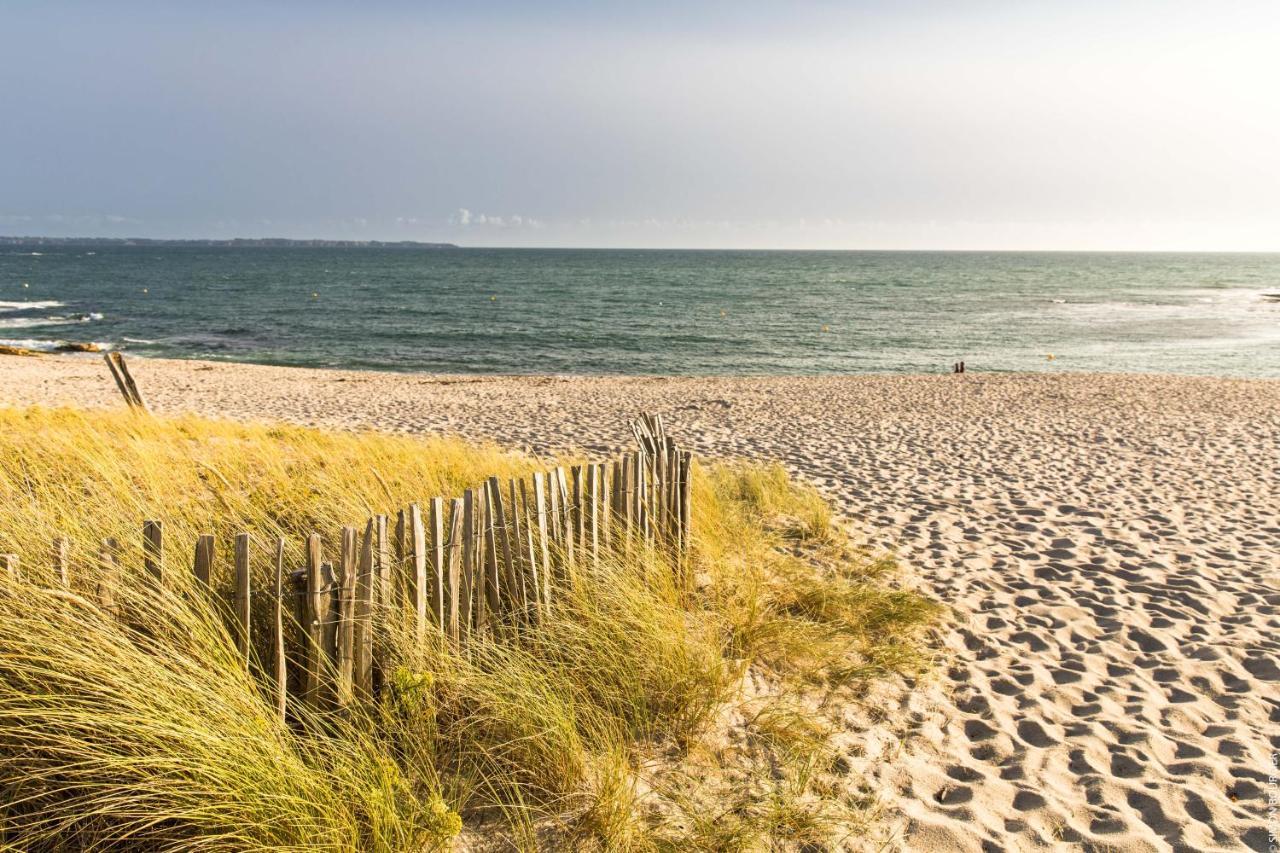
[234,533,251,660]
[461,489,478,638]
[336,526,357,707]
[507,479,528,614]
[621,454,634,553]
[556,467,573,570]
[394,509,407,610]
[482,482,502,626]
[375,514,390,610]
[143,520,163,585]
[193,534,215,598]
[446,498,464,642]
[1,554,17,582]
[428,497,446,634]
[273,537,287,723]
[600,461,613,551]
[679,451,692,555]
[304,533,327,707]
[519,479,539,615]
[355,520,375,702]
[408,503,427,640]
[533,472,550,606]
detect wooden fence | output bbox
[1,414,692,720]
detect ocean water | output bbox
[1,247,1277,377]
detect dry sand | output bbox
[3,354,1277,852]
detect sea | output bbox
[1,247,1277,377]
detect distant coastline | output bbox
[0,236,459,249]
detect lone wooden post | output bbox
[1,554,17,582]
[232,533,251,660]
[143,520,163,585]
[103,352,150,413]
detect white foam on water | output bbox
[0,300,66,312]
[0,312,98,330]
[0,338,113,353]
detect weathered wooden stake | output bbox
[375,514,390,610]
[507,479,528,613]
[556,467,574,569]
[355,520,375,701]
[408,503,428,640]
[109,352,149,412]
[394,509,407,609]
[142,519,163,585]
[488,477,516,619]
[461,489,478,637]
[304,533,327,706]
[1,554,17,582]
[336,527,358,707]
[601,461,614,550]
[519,479,539,614]
[273,537,287,723]
[193,534,214,592]
[482,483,501,624]
[585,463,600,567]
[446,498,464,641]
[679,451,693,554]
[533,472,550,606]
[428,497,446,633]
[233,533,251,660]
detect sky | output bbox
[2,1,1279,250]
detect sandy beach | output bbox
[3,353,1277,851]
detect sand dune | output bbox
[2,354,1277,851]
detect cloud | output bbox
[450,208,540,229]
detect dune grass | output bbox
[0,407,939,850]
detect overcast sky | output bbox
[3,1,1278,249]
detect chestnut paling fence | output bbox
[0,414,693,721]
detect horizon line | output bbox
[4,235,1280,254]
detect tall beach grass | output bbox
[0,407,939,849]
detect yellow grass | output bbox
[0,407,939,849]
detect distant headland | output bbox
[0,236,459,249]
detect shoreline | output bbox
[6,349,1280,384]
[2,353,1278,850]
